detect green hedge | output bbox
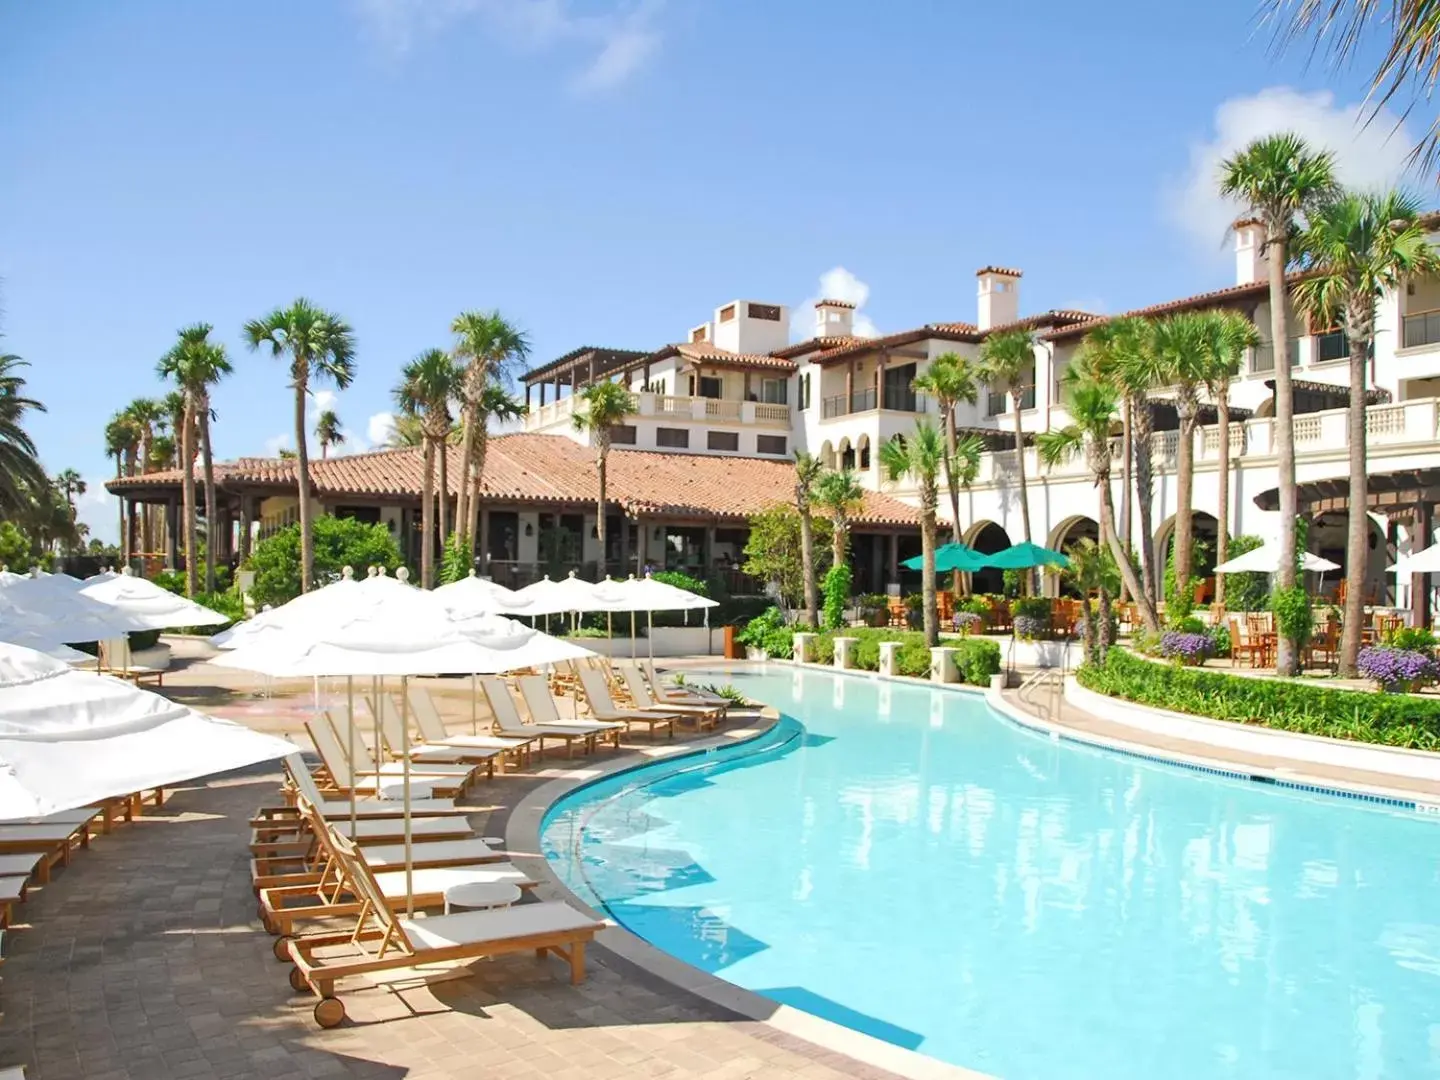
[1077,648,1440,750]
[805,628,996,685]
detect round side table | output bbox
[443,881,522,914]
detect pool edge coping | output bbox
[505,698,994,1080]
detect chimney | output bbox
[814,298,855,338]
[689,323,710,344]
[976,266,1021,331]
[1234,219,1267,286]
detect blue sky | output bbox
[0,0,1421,541]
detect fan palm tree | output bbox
[1221,134,1337,674]
[1037,373,1158,633]
[159,323,232,594]
[451,311,530,556]
[315,410,345,460]
[1201,311,1262,610]
[104,412,140,563]
[395,349,463,587]
[1293,188,1439,674]
[814,467,865,570]
[793,451,824,626]
[913,351,980,593]
[0,350,47,518]
[571,381,635,575]
[54,469,85,553]
[978,329,1037,588]
[244,299,356,593]
[121,397,165,559]
[880,421,946,646]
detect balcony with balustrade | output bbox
[524,390,791,433]
[820,385,931,420]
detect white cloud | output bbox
[263,433,290,457]
[352,0,664,91]
[1164,86,1418,261]
[310,388,338,415]
[791,267,880,342]
[74,476,119,545]
[367,411,397,447]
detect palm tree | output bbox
[1037,373,1158,632]
[880,422,945,646]
[913,351,980,593]
[104,412,139,563]
[1267,0,1440,169]
[1221,134,1337,674]
[1293,188,1439,674]
[159,323,232,594]
[122,397,164,558]
[814,467,865,570]
[1061,538,1121,666]
[1102,319,1167,612]
[395,349,463,588]
[0,350,47,518]
[244,299,356,594]
[315,410,345,460]
[54,469,85,553]
[451,311,530,557]
[978,329,1037,587]
[792,451,824,626]
[1201,311,1261,610]
[571,381,634,576]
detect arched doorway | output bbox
[838,437,856,471]
[1311,510,1389,606]
[966,520,1012,596]
[1155,510,1220,606]
[1049,516,1100,597]
[818,440,836,470]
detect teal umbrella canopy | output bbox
[975,541,1071,570]
[900,542,987,573]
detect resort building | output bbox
[110,215,1440,618]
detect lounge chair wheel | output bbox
[288,965,308,993]
[314,996,346,1028]
[274,935,293,962]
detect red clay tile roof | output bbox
[641,342,796,372]
[1041,277,1296,342]
[799,310,1094,364]
[977,266,1023,278]
[770,335,862,359]
[107,435,921,527]
[816,298,856,309]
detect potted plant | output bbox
[903,592,925,630]
[858,594,889,627]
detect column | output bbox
[538,382,546,407]
[166,497,179,567]
[845,359,856,411]
[478,507,490,573]
[524,384,532,411]
[1412,502,1431,628]
[237,497,253,564]
[887,533,899,587]
[875,351,886,409]
[743,372,752,400]
[635,517,647,576]
[619,515,631,579]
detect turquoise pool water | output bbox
[540,667,1440,1079]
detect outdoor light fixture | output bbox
[524,523,534,537]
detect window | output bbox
[986,389,1006,417]
[760,377,788,404]
[748,303,781,321]
[798,372,812,411]
[643,378,665,394]
[859,442,871,470]
[698,376,723,399]
[335,506,381,525]
[610,425,637,445]
[690,326,708,343]
[1316,330,1349,363]
[707,431,739,452]
[882,363,919,412]
[719,304,736,323]
[757,435,788,455]
[656,427,690,448]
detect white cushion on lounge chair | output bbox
[362,838,503,869]
[371,862,531,898]
[321,816,468,841]
[399,900,598,949]
[516,676,625,732]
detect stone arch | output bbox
[838,437,856,471]
[856,434,872,471]
[1048,515,1100,553]
[965,520,1012,595]
[819,440,836,470]
[1310,509,1390,606]
[1154,509,1221,604]
[1254,396,1275,419]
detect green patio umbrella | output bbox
[901,542,987,573]
[975,541,1071,570]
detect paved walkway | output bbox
[0,700,903,1079]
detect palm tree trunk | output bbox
[1215,387,1231,610]
[200,399,218,593]
[943,407,964,597]
[831,514,846,571]
[1011,395,1033,593]
[437,439,450,548]
[1079,593,1096,665]
[1121,399,1133,598]
[799,505,818,625]
[469,419,488,556]
[1132,399,1159,612]
[454,394,478,551]
[1339,319,1370,676]
[420,436,435,588]
[293,381,315,593]
[1174,404,1196,612]
[1100,465,1158,633]
[1097,585,1113,656]
[1269,232,1300,675]
[921,494,938,647]
[181,397,198,597]
[595,437,609,578]
[115,454,127,566]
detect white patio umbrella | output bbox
[1389,541,1440,575]
[591,573,720,663]
[433,571,528,616]
[209,566,366,649]
[0,642,294,819]
[512,571,603,618]
[80,567,231,630]
[1213,543,1340,574]
[0,579,145,644]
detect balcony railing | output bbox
[1249,338,1301,373]
[1403,309,1440,349]
[524,392,790,430]
[823,387,876,419]
[985,386,1036,416]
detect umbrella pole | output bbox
[630,611,636,660]
[346,676,357,840]
[648,609,654,667]
[470,673,478,735]
[402,674,413,917]
[371,676,383,782]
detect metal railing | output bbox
[822,387,877,419]
[1403,309,1440,349]
[1249,338,1301,373]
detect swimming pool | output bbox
[541,667,1440,1079]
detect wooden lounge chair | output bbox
[407,686,536,768]
[614,665,721,731]
[285,829,602,1027]
[0,875,29,928]
[327,711,480,783]
[363,695,504,775]
[641,661,730,708]
[515,675,629,739]
[0,809,101,882]
[478,677,617,758]
[279,753,467,819]
[568,670,678,741]
[314,714,481,798]
[260,798,533,937]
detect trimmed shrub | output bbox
[822,564,852,631]
[953,638,1001,685]
[1077,648,1440,750]
[735,607,794,658]
[895,640,932,677]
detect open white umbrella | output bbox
[0,578,144,643]
[589,573,719,663]
[0,642,294,819]
[512,571,603,617]
[433,571,528,617]
[1389,541,1440,575]
[81,567,230,630]
[1214,543,1340,574]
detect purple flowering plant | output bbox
[1356,646,1438,693]
[1158,631,1213,666]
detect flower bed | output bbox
[1157,631,1213,666]
[1356,646,1438,693]
[1076,648,1440,750]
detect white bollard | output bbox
[931,646,959,684]
[792,632,816,665]
[834,636,858,670]
[878,640,900,678]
